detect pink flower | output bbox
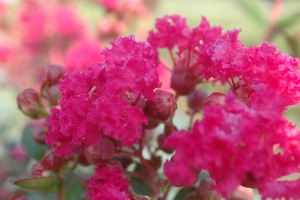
[103,36,161,99]
[46,36,160,156]
[198,29,246,83]
[148,15,191,51]
[164,91,300,197]
[88,166,133,200]
[65,40,104,71]
[242,43,300,105]
[190,16,222,54]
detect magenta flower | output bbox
[88,166,133,200]
[164,90,300,198]
[46,36,160,156]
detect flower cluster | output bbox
[88,166,133,200]
[46,36,160,156]
[14,13,300,200]
[149,15,300,198]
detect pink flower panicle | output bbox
[46,36,160,156]
[103,35,161,99]
[164,90,300,198]
[88,166,134,200]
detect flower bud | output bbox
[171,58,200,95]
[44,64,65,86]
[30,162,46,178]
[145,90,177,121]
[187,89,207,112]
[144,117,159,129]
[17,88,47,118]
[41,85,61,106]
[83,136,115,166]
[41,65,64,106]
[203,92,225,107]
[41,150,67,171]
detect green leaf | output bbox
[21,125,47,161]
[174,187,196,200]
[64,173,85,200]
[14,176,61,192]
[130,164,154,197]
[237,0,267,27]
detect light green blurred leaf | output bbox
[14,176,61,192]
[174,187,196,200]
[64,173,85,200]
[21,125,47,161]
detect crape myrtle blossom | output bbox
[164,88,300,198]
[46,36,160,156]
[88,166,133,200]
[14,13,300,199]
[148,15,300,106]
[147,15,300,198]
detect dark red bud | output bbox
[145,90,177,121]
[30,162,46,178]
[17,88,47,118]
[171,68,199,95]
[45,64,65,86]
[83,137,115,166]
[41,150,67,171]
[42,85,61,106]
[187,89,207,112]
[144,117,160,129]
[203,92,225,107]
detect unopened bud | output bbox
[145,90,177,121]
[171,62,200,96]
[44,64,65,86]
[30,162,46,178]
[41,65,64,106]
[83,136,115,166]
[17,89,47,118]
[203,92,225,107]
[187,89,207,112]
[41,150,68,171]
[42,85,61,106]
[144,117,159,129]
